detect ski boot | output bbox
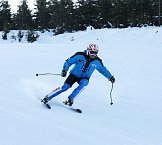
[41,95,48,104]
[63,97,74,106]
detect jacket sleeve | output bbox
[63,52,79,71]
[96,59,112,79]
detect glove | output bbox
[109,76,115,83]
[61,70,67,77]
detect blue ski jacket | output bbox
[63,50,113,80]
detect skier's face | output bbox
[88,51,98,58]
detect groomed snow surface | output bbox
[0,27,162,145]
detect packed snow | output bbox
[0,27,162,145]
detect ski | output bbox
[63,101,82,113]
[42,102,51,109]
[68,107,82,113]
[39,97,82,113]
[40,98,51,109]
[44,103,51,109]
[42,102,82,113]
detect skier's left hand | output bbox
[109,76,115,83]
[61,70,67,77]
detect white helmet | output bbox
[87,43,99,58]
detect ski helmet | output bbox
[87,43,99,58]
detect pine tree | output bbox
[0,0,11,31]
[60,0,74,32]
[12,0,33,30]
[74,0,98,30]
[98,0,114,28]
[34,0,50,30]
[84,0,100,29]
[72,0,86,31]
[142,0,159,26]
[48,0,60,29]
[75,0,110,29]
[49,0,74,34]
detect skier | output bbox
[42,43,115,106]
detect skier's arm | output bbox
[63,52,79,71]
[96,59,113,79]
[96,60,115,83]
[97,65,112,79]
[61,56,77,77]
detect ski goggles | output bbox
[89,51,98,55]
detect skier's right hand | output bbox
[61,70,67,77]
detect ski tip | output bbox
[45,103,51,109]
[47,105,51,109]
[41,101,51,109]
[75,109,82,113]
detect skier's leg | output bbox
[64,79,88,106]
[47,74,78,101]
[42,74,78,104]
[47,83,70,100]
[68,79,89,99]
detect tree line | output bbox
[0,0,161,42]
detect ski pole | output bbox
[110,82,114,105]
[36,73,61,76]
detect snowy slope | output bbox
[0,27,162,145]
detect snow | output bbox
[0,27,162,145]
